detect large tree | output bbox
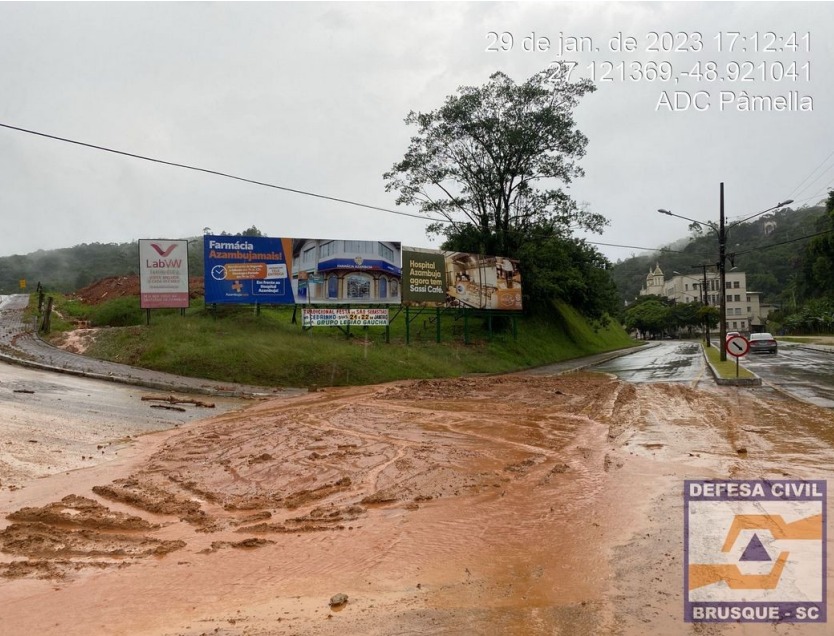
[384,66,606,258]
[803,190,834,298]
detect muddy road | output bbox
[1,368,833,635]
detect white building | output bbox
[639,264,769,333]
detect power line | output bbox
[733,229,833,257]
[788,148,834,201]
[0,121,450,224]
[584,240,684,254]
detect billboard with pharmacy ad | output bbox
[203,235,295,304]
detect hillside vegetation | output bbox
[610,203,827,306]
[41,294,636,387]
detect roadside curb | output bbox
[516,341,654,377]
[0,347,284,398]
[560,342,656,374]
[701,344,762,387]
[0,328,293,398]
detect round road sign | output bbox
[725,335,750,357]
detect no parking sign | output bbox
[726,335,749,358]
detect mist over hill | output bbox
[0,239,205,295]
[609,203,828,307]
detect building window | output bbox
[346,273,372,300]
[734,294,741,302]
[733,281,740,288]
[726,294,733,302]
[378,243,394,261]
[302,246,316,265]
[327,275,339,299]
[726,282,732,289]
[390,279,399,298]
[379,276,388,298]
[732,321,738,328]
[320,241,338,258]
[344,240,375,255]
[734,308,742,315]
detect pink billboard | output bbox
[139,239,190,309]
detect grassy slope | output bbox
[49,297,636,388]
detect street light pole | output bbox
[658,192,794,359]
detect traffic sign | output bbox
[725,335,749,358]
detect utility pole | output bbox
[719,182,727,361]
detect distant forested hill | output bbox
[0,239,206,294]
[0,227,269,294]
[609,203,827,306]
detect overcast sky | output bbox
[1,2,832,263]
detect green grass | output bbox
[42,296,638,388]
[703,343,756,379]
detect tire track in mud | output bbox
[4,372,833,636]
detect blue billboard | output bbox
[203,235,295,304]
[203,235,402,305]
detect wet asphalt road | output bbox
[741,342,834,409]
[592,341,707,384]
[593,339,834,408]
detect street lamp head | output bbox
[778,199,794,207]
[658,209,672,215]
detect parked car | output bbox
[749,332,778,354]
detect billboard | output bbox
[139,239,190,309]
[401,248,446,304]
[293,238,401,305]
[402,248,522,311]
[204,235,402,305]
[204,235,295,304]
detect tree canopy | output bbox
[385,67,618,318]
[384,66,605,257]
[803,190,834,299]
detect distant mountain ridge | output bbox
[609,203,827,306]
[0,239,203,295]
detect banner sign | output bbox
[401,249,446,304]
[204,235,295,304]
[401,248,522,311]
[204,235,402,305]
[139,239,190,309]
[202,237,520,310]
[293,238,401,305]
[302,308,390,327]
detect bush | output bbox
[87,297,145,327]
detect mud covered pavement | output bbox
[1,372,833,635]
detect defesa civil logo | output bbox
[685,480,826,623]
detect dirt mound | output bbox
[73,275,205,304]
